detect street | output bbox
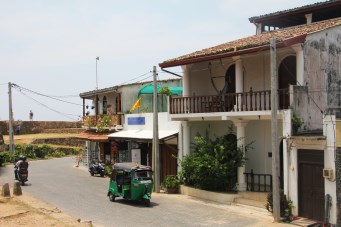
[0,157,292,227]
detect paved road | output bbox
[0,157,292,227]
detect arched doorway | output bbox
[278,56,296,109]
[223,64,236,111]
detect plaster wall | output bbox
[123,112,180,132]
[323,115,337,224]
[294,26,341,130]
[96,93,117,114]
[188,119,282,176]
[287,115,336,224]
[187,49,296,96]
[244,120,282,175]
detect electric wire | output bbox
[14,88,79,121]
[12,84,82,106]
[116,71,152,86]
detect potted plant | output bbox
[162,175,180,194]
[292,113,303,135]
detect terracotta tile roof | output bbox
[76,131,111,141]
[159,17,341,68]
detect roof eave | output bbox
[159,34,307,69]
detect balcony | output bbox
[82,114,121,131]
[169,88,289,114]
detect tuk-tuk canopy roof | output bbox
[113,162,152,172]
[138,84,183,97]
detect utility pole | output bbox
[8,82,14,153]
[152,66,160,193]
[270,37,280,222]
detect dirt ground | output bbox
[0,191,94,227]
[3,133,79,144]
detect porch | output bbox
[169,88,289,114]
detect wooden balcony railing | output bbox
[244,169,272,192]
[82,114,121,128]
[169,88,289,114]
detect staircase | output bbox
[234,191,268,210]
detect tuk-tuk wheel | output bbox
[144,199,150,207]
[108,192,115,202]
[90,172,94,176]
[100,173,104,177]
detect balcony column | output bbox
[233,120,248,191]
[292,44,304,85]
[233,56,243,111]
[182,121,191,157]
[182,65,190,96]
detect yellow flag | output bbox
[130,97,141,112]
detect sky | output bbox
[0,0,320,121]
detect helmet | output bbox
[22,156,27,161]
[19,156,24,160]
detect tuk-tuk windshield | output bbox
[133,171,152,180]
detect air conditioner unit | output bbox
[323,168,334,179]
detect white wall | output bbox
[188,49,296,96]
[123,112,180,132]
[323,115,337,224]
[188,119,283,176]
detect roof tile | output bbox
[160,17,341,67]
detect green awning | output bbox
[138,84,183,97]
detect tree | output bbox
[180,131,251,192]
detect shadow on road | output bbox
[108,198,159,208]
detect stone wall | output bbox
[0,121,82,135]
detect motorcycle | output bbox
[89,160,105,177]
[15,167,28,185]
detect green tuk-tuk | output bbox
[107,162,153,207]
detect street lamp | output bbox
[96,56,99,90]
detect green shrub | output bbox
[22,144,36,159]
[104,165,112,176]
[14,144,25,153]
[50,151,65,158]
[0,151,15,164]
[72,147,82,155]
[179,131,251,192]
[162,176,180,189]
[266,190,294,222]
[34,144,52,159]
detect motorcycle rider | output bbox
[14,156,29,180]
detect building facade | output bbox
[159,1,341,224]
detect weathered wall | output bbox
[294,25,341,131]
[0,121,82,135]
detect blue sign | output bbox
[128,117,145,125]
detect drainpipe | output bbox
[324,194,331,224]
[161,68,182,78]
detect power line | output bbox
[117,71,152,86]
[15,89,79,121]
[12,84,82,106]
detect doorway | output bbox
[223,64,236,111]
[298,149,324,221]
[278,56,296,109]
